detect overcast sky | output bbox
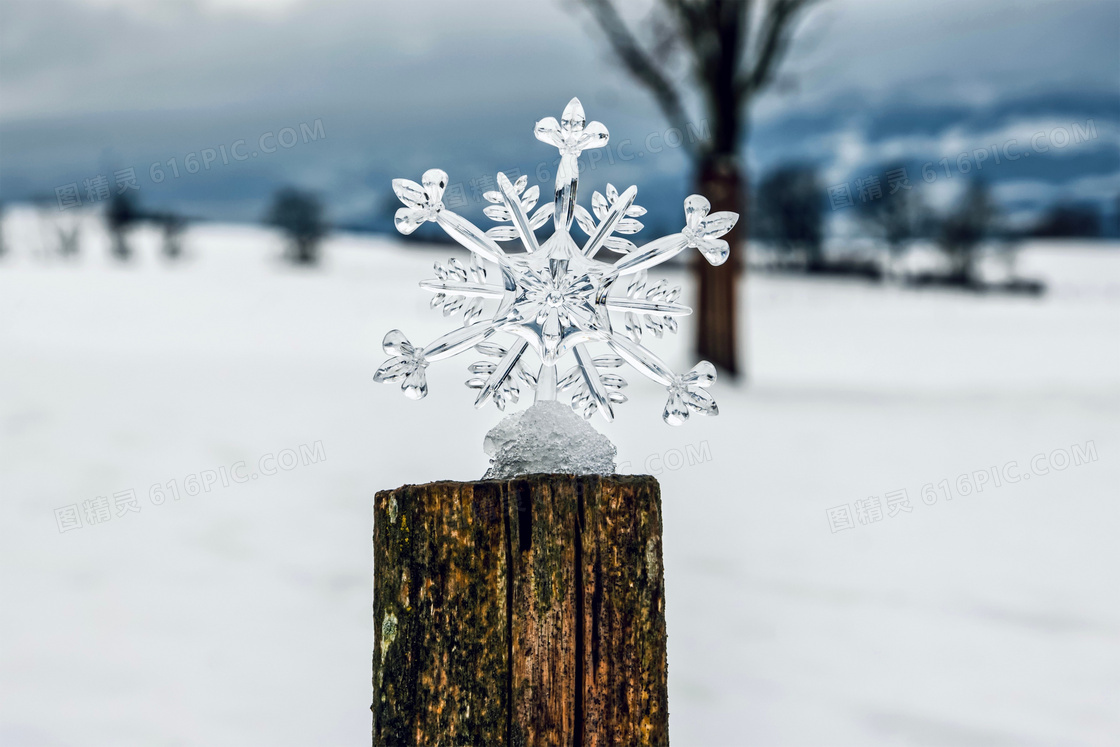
[3,0,1116,120]
[1,0,1116,222]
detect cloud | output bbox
[754,0,1120,120]
[818,116,1116,184]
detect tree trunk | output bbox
[372,474,668,746]
[293,238,318,264]
[111,231,131,261]
[694,153,743,377]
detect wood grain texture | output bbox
[372,481,509,746]
[580,475,668,747]
[372,474,667,747]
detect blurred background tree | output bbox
[755,163,822,270]
[266,188,328,265]
[31,196,83,260]
[56,221,81,258]
[937,180,996,287]
[856,165,929,278]
[106,192,141,261]
[157,212,187,260]
[576,0,821,377]
[1033,202,1102,238]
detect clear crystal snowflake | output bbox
[374,98,737,425]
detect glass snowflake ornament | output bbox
[374,98,738,426]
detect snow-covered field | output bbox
[1,209,1117,746]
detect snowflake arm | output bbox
[536,97,608,232]
[607,334,675,386]
[607,194,739,279]
[373,319,507,401]
[422,318,501,361]
[391,167,515,277]
[608,233,690,278]
[420,280,505,299]
[436,211,512,274]
[607,336,719,425]
[604,296,690,316]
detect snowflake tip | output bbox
[662,362,719,425]
[392,169,448,235]
[682,194,738,266]
[374,330,429,400]
[536,97,609,156]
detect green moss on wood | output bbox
[373,474,667,747]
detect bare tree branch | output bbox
[737,0,817,102]
[577,0,820,155]
[657,0,720,92]
[578,0,696,155]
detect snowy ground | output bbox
[1,208,1118,746]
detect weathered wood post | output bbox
[372,473,668,746]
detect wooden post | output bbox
[372,474,668,746]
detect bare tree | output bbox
[576,0,820,376]
[32,198,83,259]
[107,191,141,261]
[937,180,996,287]
[56,222,81,257]
[156,212,187,259]
[856,164,928,276]
[756,163,822,268]
[1032,202,1101,238]
[266,187,327,265]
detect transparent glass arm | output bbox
[552,154,579,232]
[604,297,692,316]
[609,234,689,277]
[419,280,505,299]
[607,335,675,387]
[436,211,510,269]
[422,319,499,361]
